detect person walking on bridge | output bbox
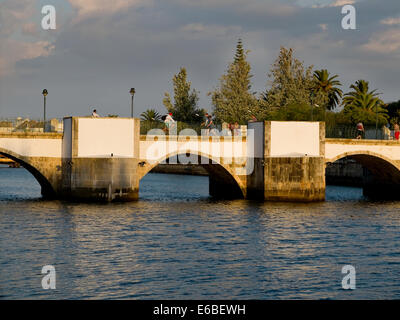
[356,122,364,139]
[201,113,209,128]
[394,123,400,141]
[163,112,176,135]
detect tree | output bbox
[313,69,343,110]
[140,109,161,122]
[263,47,328,118]
[386,100,400,125]
[163,67,202,123]
[209,39,258,124]
[342,80,388,126]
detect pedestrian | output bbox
[163,112,176,135]
[395,123,400,141]
[221,122,231,136]
[228,123,234,135]
[356,122,364,139]
[206,115,216,135]
[383,123,391,140]
[201,113,209,128]
[233,122,241,136]
[92,109,100,118]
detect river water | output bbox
[1,167,400,299]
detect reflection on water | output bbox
[1,168,400,299]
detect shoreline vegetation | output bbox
[141,40,400,135]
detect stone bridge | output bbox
[1,117,400,201]
[325,138,400,198]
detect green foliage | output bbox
[209,39,259,124]
[163,67,203,122]
[342,80,388,126]
[262,47,328,117]
[267,103,326,121]
[140,108,161,122]
[386,100,400,125]
[313,69,343,110]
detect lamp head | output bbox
[130,88,136,96]
[42,89,48,96]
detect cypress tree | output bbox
[163,67,202,123]
[209,39,258,124]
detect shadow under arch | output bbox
[140,151,245,199]
[0,148,56,198]
[326,151,400,199]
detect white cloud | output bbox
[21,23,38,36]
[381,17,400,26]
[68,0,152,21]
[0,0,54,76]
[171,0,296,16]
[329,0,356,7]
[0,40,54,76]
[0,0,37,36]
[363,28,400,53]
[299,0,357,8]
[319,23,328,31]
[180,23,242,39]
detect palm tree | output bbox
[342,80,388,125]
[140,109,161,122]
[313,69,343,110]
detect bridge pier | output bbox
[263,156,325,202]
[61,117,140,202]
[61,157,139,201]
[247,121,326,202]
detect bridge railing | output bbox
[0,117,63,133]
[140,120,247,136]
[326,125,393,140]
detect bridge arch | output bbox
[139,150,246,199]
[326,150,400,185]
[0,147,56,198]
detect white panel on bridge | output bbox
[0,138,62,157]
[77,118,135,158]
[270,121,320,157]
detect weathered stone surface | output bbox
[264,156,326,202]
[61,157,139,202]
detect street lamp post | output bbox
[130,88,135,118]
[42,89,48,132]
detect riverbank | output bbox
[150,164,208,176]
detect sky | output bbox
[0,0,400,119]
